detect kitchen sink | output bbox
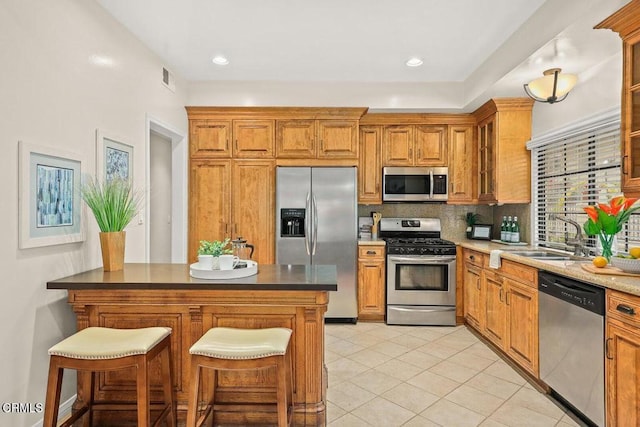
[506,250,572,260]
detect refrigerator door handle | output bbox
[312,194,318,255]
[304,192,311,255]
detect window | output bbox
[529,108,640,254]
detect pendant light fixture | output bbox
[524,68,577,104]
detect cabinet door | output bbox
[358,126,382,204]
[190,120,231,158]
[448,125,476,203]
[383,126,413,165]
[233,120,274,158]
[276,120,316,158]
[317,120,358,159]
[623,35,640,196]
[357,259,385,321]
[414,125,447,166]
[483,272,506,349]
[189,160,231,262]
[606,318,640,427]
[505,279,538,377]
[478,117,497,203]
[463,264,482,330]
[231,160,275,264]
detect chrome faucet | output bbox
[549,214,590,257]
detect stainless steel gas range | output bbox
[380,218,457,326]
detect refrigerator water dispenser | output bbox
[280,208,305,237]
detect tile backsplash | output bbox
[358,204,494,242]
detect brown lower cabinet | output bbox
[461,248,539,378]
[605,289,640,426]
[357,245,386,321]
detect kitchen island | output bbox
[47,263,337,426]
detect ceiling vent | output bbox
[162,67,175,92]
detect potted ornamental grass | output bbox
[197,238,232,270]
[81,177,141,271]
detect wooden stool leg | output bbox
[186,357,202,427]
[136,354,151,426]
[286,350,293,419]
[43,358,63,427]
[276,356,288,427]
[206,369,216,427]
[160,345,176,427]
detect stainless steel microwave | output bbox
[382,167,448,202]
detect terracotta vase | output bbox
[99,231,126,271]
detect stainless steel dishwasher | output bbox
[538,271,605,427]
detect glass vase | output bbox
[598,233,617,262]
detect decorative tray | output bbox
[190,260,258,280]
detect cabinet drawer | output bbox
[500,260,537,287]
[607,289,640,327]
[463,249,484,267]
[358,246,385,259]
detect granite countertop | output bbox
[358,238,386,246]
[458,240,640,297]
[47,263,338,291]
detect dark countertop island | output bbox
[47,263,338,291]
[47,263,336,426]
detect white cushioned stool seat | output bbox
[43,327,176,427]
[48,326,172,359]
[189,327,292,359]
[186,327,294,426]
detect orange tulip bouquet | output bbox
[583,196,639,260]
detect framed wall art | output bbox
[96,129,133,183]
[18,141,84,248]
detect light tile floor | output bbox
[325,322,588,427]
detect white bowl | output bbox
[610,255,640,273]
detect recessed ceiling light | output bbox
[212,55,229,65]
[405,57,423,67]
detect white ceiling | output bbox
[96,0,629,109]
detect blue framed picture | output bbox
[19,141,84,248]
[96,129,133,184]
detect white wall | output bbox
[0,0,187,425]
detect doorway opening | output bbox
[146,115,187,263]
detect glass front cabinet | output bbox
[597,2,640,197]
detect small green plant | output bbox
[464,212,480,226]
[198,238,232,256]
[80,177,141,232]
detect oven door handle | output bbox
[388,256,456,264]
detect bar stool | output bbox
[43,326,176,427]
[186,327,293,427]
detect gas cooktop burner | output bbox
[385,237,455,247]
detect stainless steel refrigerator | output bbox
[276,167,358,321]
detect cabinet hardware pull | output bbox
[235,139,238,152]
[622,155,628,175]
[605,337,613,360]
[469,255,475,260]
[366,250,376,255]
[616,304,636,316]
[506,291,510,305]
[499,288,503,302]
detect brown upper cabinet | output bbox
[358,125,383,204]
[472,98,534,205]
[276,119,358,159]
[190,120,232,158]
[448,125,476,204]
[597,2,640,198]
[233,120,275,158]
[382,125,447,166]
[188,118,274,158]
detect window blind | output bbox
[530,109,640,254]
